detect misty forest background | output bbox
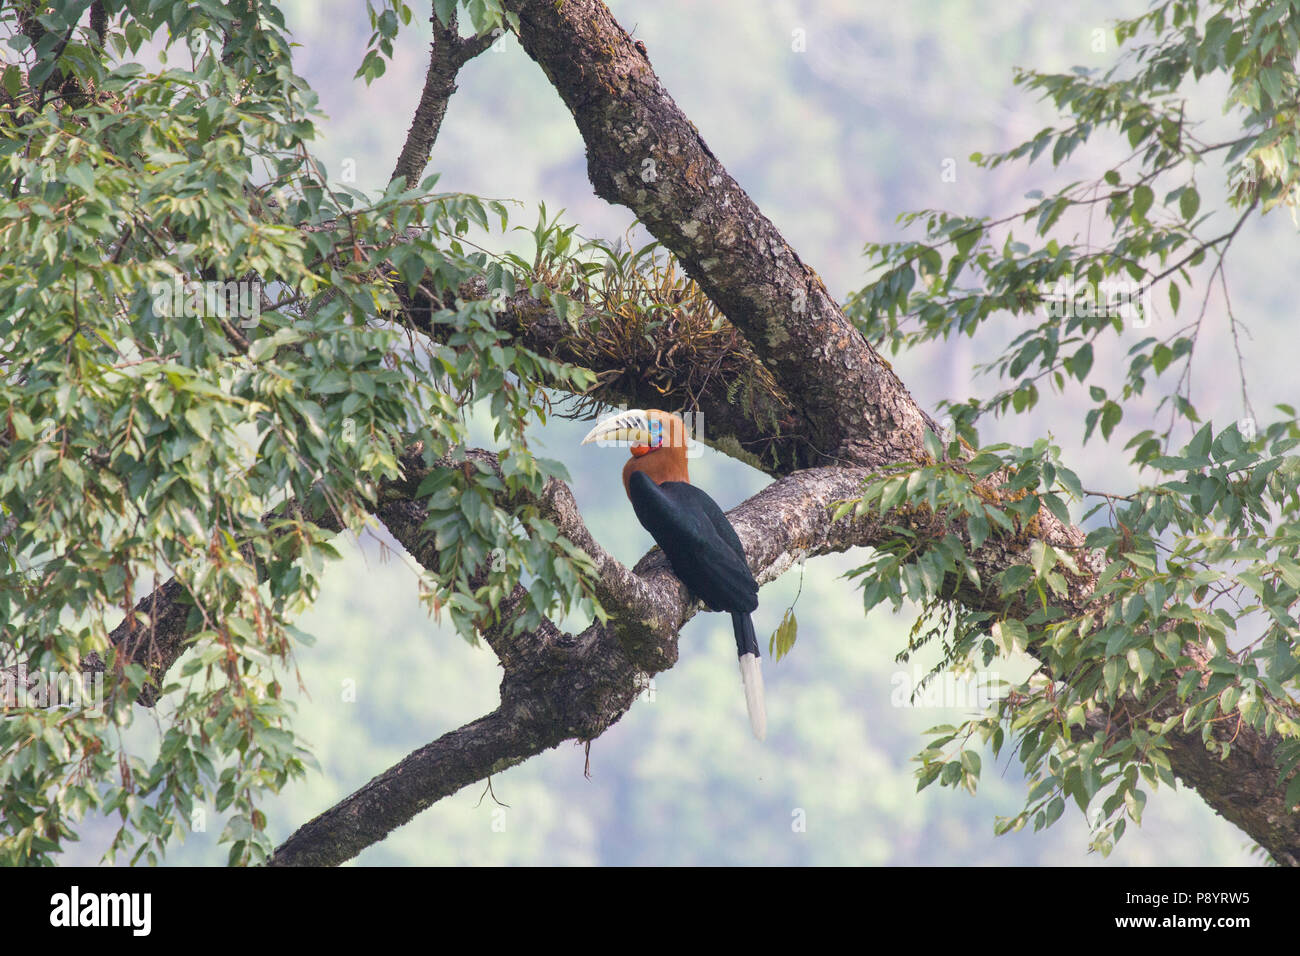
[62,0,1299,865]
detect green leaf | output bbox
[768,607,798,662]
[1131,185,1154,223]
[1100,401,1122,440]
[1068,343,1093,381]
[995,619,1029,653]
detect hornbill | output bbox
[581,409,766,739]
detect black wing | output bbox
[626,471,758,613]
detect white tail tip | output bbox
[738,652,767,741]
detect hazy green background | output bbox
[72,0,1300,864]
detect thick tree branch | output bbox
[267,709,544,866]
[501,0,936,468]
[268,462,878,865]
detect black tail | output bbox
[732,612,760,658]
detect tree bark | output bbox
[390,9,495,189]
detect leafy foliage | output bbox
[0,0,594,864]
[3,0,1296,868]
[841,0,1300,857]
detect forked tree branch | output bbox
[268,462,880,865]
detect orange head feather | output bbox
[621,410,690,494]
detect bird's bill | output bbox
[580,409,654,447]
